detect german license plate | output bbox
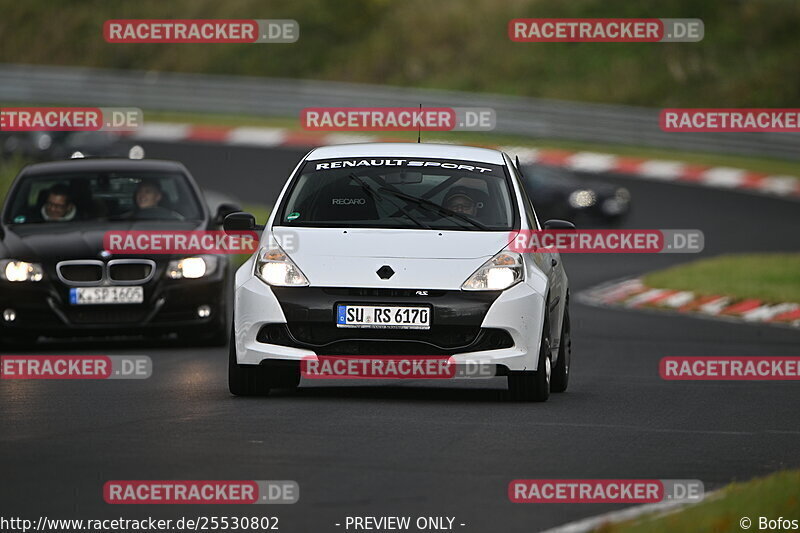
[69,286,144,305]
[336,305,430,329]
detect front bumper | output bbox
[0,268,228,338]
[234,278,546,372]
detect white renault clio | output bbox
[224,143,571,401]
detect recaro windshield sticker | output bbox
[314,159,494,173]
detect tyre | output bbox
[507,314,551,402]
[551,305,570,393]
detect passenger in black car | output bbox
[130,179,183,220]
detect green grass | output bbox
[242,204,271,228]
[600,470,800,533]
[1,0,799,108]
[0,155,28,205]
[643,254,800,304]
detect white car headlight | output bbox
[461,251,523,291]
[0,260,44,282]
[166,256,217,279]
[255,245,309,287]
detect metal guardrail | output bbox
[1,63,798,160]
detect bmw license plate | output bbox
[69,286,144,305]
[336,305,430,329]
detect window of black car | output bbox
[277,158,518,231]
[2,171,204,224]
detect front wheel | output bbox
[507,316,551,402]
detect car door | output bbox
[511,160,563,347]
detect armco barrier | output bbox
[0,63,798,159]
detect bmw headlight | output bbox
[0,260,43,282]
[568,189,597,209]
[254,245,309,287]
[461,251,523,291]
[166,256,218,279]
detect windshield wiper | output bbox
[346,174,431,230]
[376,187,489,231]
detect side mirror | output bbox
[223,212,263,233]
[543,219,576,230]
[214,203,242,225]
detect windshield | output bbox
[2,171,205,224]
[277,157,517,231]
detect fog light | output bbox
[3,309,16,322]
[197,305,211,318]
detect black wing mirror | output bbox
[223,212,264,233]
[543,219,576,230]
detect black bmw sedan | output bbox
[0,158,239,346]
[521,164,631,226]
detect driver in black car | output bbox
[30,184,79,222]
[130,179,182,220]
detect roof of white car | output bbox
[305,143,507,165]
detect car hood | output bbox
[0,220,205,262]
[270,227,515,290]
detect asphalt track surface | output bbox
[1,141,799,532]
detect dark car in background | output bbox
[2,131,143,162]
[521,164,631,226]
[0,158,240,346]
